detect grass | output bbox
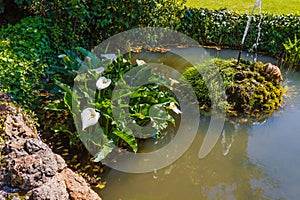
[184,0,300,15]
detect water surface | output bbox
[99,48,300,200]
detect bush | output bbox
[27,0,185,48]
[2,1,299,58]
[176,8,300,56]
[0,16,79,107]
[283,35,300,69]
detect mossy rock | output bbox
[182,58,283,120]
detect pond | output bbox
[98,48,300,200]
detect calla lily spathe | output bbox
[136,59,146,66]
[58,54,67,58]
[167,102,182,114]
[101,54,117,60]
[96,77,111,90]
[81,108,100,130]
[169,78,179,86]
[91,67,105,74]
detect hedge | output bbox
[0,16,78,107]
[176,8,300,56]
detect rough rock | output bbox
[0,101,102,200]
[60,169,101,200]
[30,174,69,200]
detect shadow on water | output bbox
[99,48,300,200]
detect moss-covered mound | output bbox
[182,58,283,120]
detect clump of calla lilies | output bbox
[55,47,182,162]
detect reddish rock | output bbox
[30,174,69,200]
[60,168,101,200]
[0,102,102,200]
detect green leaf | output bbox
[63,92,73,112]
[113,129,138,152]
[44,99,66,111]
[92,143,115,162]
[76,47,101,69]
[55,80,73,96]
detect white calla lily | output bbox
[169,78,179,86]
[91,67,105,74]
[136,59,146,66]
[58,54,67,58]
[81,108,100,130]
[96,77,111,90]
[167,102,182,114]
[101,54,117,60]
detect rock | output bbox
[263,63,283,84]
[60,168,101,200]
[30,174,69,200]
[0,102,102,200]
[5,149,59,190]
[0,190,8,200]
[4,115,37,139]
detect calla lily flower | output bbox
[169,78,179,86]
[58,54,67,58]
[81,108,100,130]
[136,59,146,66]
[96,77,111,90]
[91,67,105,74]
[167,102,182,114]
[101,54,117,60]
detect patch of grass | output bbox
[184,0,300,15]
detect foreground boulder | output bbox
[0,100,101,200]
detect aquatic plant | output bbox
[182,58,283,120]
[283,35,300,70]
[47,48,179,161]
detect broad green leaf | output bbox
[76,47,101,69]
[92,143,114,162]
[113,129,138,152]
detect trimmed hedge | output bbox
[2,1,299,57]
[176,8,300,56]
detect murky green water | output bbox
[99,48,300,200]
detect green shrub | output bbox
[176,8,300,56]
[0,16,78,107]
[0,0,32,14]
[26,0,185,48]
[283,35,300,70]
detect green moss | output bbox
[182,58,283,120]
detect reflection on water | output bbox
[99,48,300,200]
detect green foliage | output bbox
[0,15,83,108]
[177,8,300,56]
[2,1,299,59]
[48,48,179,161]
[0,17,51,106]
[185,0,300,15]
[283,35,300,70]
[26,0,185,48]
[182,58,283,119]
[0,0,32,14]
